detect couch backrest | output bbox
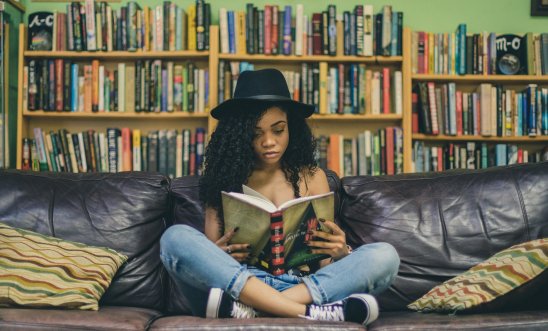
[166,168,342,314]
[339,161,548,311]
[0,170,171,311]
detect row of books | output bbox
[316,127,403,177]
[218,61,402,115]
[412,24,548,75]
[30,0,211,52]
[413,82,548,137]
[221,4,402,56]
[23,127,207,178]
[25,59,208,113]
[413,141,548,173]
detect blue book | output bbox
[517,93,523,136]
[390,11,398,56]
[176,7,183,51]
[481,143,488,169]
[283,6,292,55]
[227,11,235,54]
[543,88,548,135]
[458,24,467,75]
[71,63,79,112]
[495,144,507,166]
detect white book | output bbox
[66,133,79,173]
[98,66,105,111]
[394,71,403,115]
[363,5,374,56]
[78,77,85,112]
[491,86,497,136]
[478,84,492,136]
[155,6,163,51]
[118,63,126,112]
[295,4,304,56]
[85,0,97,51]
[99,133,108,172]
[219,8,229,53]
[77,132,88,173]
[381,5,392,55]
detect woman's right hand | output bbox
[215,227,251,263]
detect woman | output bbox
[160,69,399,326]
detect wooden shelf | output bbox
[219,53,403,64]
[4,0,26,13]
[412,74,548,83]
[22,111,209,119]
[310,114,402,121]
[23,50,209,59]
[413,134,548,143]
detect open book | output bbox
[221,185,334,275]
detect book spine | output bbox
[270,211,285,276]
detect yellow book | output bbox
[187,4,196,51]
[132,129,141,171]
[236,11,247,54]
[319,62,328,114]
[428,32,434,74]
[143,6,150,51]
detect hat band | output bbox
[234,94,292,101]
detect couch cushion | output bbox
[0,170,171,311]
[408,238,548,313]
[0,306,162,331]
[0,222,127,310]
[367,310,548,331]
[149,316,365,331]
[340,162,548,311]
[166,169,342,315]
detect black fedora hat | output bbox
[210,68,315,119]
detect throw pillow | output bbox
[408,238,548,313]
[0,222,127,310]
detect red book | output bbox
[311,13,322,55]
[386,127,394,175]
[55,59,64,111]
[437,147,443,171]
[264,5,272,55]
[456,90,463,136]
[382,67,391,114]
[271,6,279,54]
[327,134,341,177]
[121,128,132,172]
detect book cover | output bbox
[28,12,54,51]
[222,186,334,274]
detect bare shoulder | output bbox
[302,167,330,196]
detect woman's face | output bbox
[252,106,289,169]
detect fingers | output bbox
[216,227,239,246]
[231,252,250,262]
[307,240,342,250]
[318,219,345,236]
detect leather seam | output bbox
[511,170,531,241]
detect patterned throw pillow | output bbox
[0,222,127,310]
[408,238,548,313]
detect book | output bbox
[222,185,334,275]
[28,12,54,51]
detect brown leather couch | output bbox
[0,161,546,330]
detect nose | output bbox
[261,132,276,148]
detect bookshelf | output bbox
[16,24,220,171]
[407,28,548,171]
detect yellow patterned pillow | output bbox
[0,222,127,310]
[408,238,548,313]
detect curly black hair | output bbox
[199,104,318,220]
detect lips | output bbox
[263,151,279,159]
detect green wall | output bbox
[22,0,548,33]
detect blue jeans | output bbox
[160,224,400,316]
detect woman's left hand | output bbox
[307,219,351,262]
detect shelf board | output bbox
[219,53,403,64]
[412,74,548,83]
[4,0,26,13]
[413,134,548,142]
[23,50,209,59]
[310,114,402,121]
[23,111,209,119]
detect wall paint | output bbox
[21,0,548,33]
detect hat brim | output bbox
[210,98,315,120]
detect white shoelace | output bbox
[231,301,257,319]
[305,304,345,321]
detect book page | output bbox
[222,191,277,213]
[221,192,273,265]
